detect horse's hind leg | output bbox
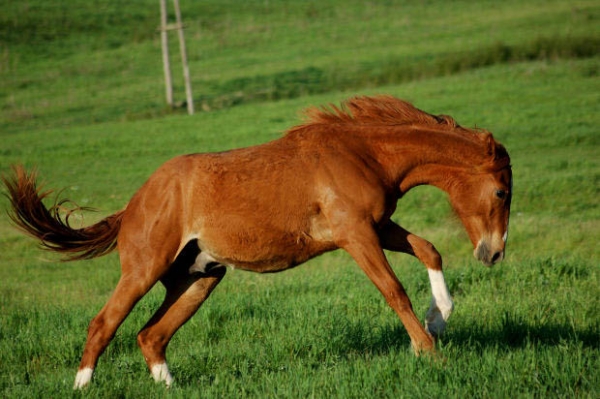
[73,228,179,389]
[137,247,226,386]
[74,270,158,389]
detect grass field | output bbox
[1,1,599,398]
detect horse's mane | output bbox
[288,95,510,171]
[290,95,460,131]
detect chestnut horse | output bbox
[3,96,512,389]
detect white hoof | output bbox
[73,367,94,389]
[425,305,446,337]
[425,298,454,338]
[151,363,174,387]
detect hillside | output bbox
[1,0,598,133]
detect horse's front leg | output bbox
[335,221,435,353]
[378,221,454,338]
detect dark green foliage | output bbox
[196,35,599,111]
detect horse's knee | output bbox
[409,236,442,269]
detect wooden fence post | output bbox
[159,0,194,115]
[160,0,173,107]
[173,0,194,115]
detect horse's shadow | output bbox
[328,315,598,357]
[445,319,597,352]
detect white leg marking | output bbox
[425,269,454,337]
[73,367,94,389]
[151,363,174,387]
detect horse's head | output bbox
[448,138,512,266]
[449,166,512,266]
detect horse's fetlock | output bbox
[137,330,162,348]
[137,330,168,359]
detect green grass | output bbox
[1,0,599,397]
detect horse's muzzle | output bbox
[474,241,504,266]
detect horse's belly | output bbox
[197,225,336,273]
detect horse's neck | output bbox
[373,128,486,192]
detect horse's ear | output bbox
[485,133,496,159]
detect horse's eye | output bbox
[495,190,507,199]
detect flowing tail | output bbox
[2,165,124,261]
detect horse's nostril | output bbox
[491,251,502,263]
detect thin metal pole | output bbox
[160,0,173,107]
[173,0,194,115]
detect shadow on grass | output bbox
[444,313,599,352]
[323,313,598,358]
